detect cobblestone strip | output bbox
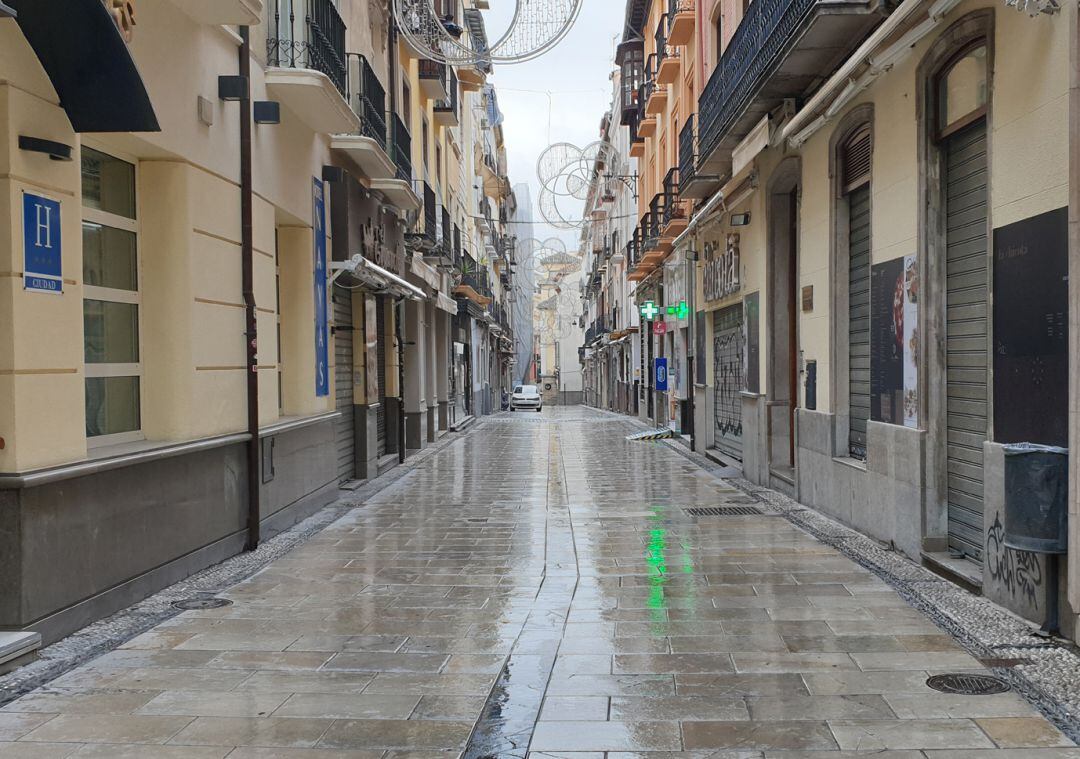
[586,405,1080,744]
[0,420,488,708]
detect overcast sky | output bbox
[483,2,624,254]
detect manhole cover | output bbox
[926,673,1010,695]
[172,597,233,611]
[685,506,764,517]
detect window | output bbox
[936,44,987,138]
[402,79,411,124]
[422,117,430,173]
[82,147,141,443]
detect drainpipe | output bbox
[239,26,261,551]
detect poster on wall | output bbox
[993,207,1068,446]
[313,178,330,397]
[364,295,379,404]
[870,255,918,426]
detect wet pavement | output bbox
[1,406,1078,757]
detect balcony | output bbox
[454,268,493,307]
[265,0,358,134]
[425,205,455,268]
[679,113,717,199]
[331,54,394,180]
[643,55,667,116]
[655,16,681,86]
[419,59,449,101]
[668,0,695,47]
[638,113,657,139]
[434,68,460,127]
[370,114,420,212]
[697,0,883,178]
[661,168,689,237]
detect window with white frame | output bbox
[81,147,142,443]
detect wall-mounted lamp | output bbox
[18,135,72,161]
[730,212,751,227]
[218,75,248,102]
[253,101,280,125]
[0,2,17,18]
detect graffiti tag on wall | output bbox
[986,514,1043,608]
[713,307,744,440]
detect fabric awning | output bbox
[10,0,159,133]
[350,257,426,301]
[436,292,458,314]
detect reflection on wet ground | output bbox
[0,407,1077,757]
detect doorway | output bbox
[767,166,800,482]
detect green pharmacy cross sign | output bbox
[666,301,689,320]
[640,300,660,320]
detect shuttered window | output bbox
[842,125,871,459]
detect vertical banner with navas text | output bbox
[313,178,330,397]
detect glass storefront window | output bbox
[81,147,140,443]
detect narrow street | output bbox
[0,408,1074,757]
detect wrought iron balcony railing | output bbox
[697,0,880,170]
[267,0,347,97]
[679,114,697,188]
[391,114,412,183]
[434,67,459,121]
[668,0,694,23]
[662,168,686,227]
[654,14,670,60]
[423,183,437,244]
[419,58,447,86]
[345,54,387,148]
[639,54,656,111]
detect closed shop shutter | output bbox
[944,120,989,562]
[847,185,871,459]
[712,303,744,461]
[376,296,387,458]
[333,290,355,482]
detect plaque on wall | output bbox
[870,255,918,426]
[993,207,1068,446]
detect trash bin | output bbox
[1002,443,1069,554]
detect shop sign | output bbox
[313,178,330,397]
[702,233,741,302]
[23,192,62,294]
[654,357,668,392]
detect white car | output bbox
[510,385,543,412]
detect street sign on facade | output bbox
[23,192,61,294]
[313,178,329,397]
[655,357,668,392]
[653,321,667,336]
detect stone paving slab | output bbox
[0,408,1077,757]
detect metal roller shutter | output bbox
[944,120,989,562]
[712,304,744,461]
[847,185,871,459]
[376,296,387,458]
[333,289,355,482]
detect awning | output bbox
[350,257,426,301]
[10,0,159,133]
[436,292,458,314]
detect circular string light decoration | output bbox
[395,0,583,66]
[536,140,620,229]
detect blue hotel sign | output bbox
[23,192,62,293]
[313,178,329,397]
[655,357,669,392]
